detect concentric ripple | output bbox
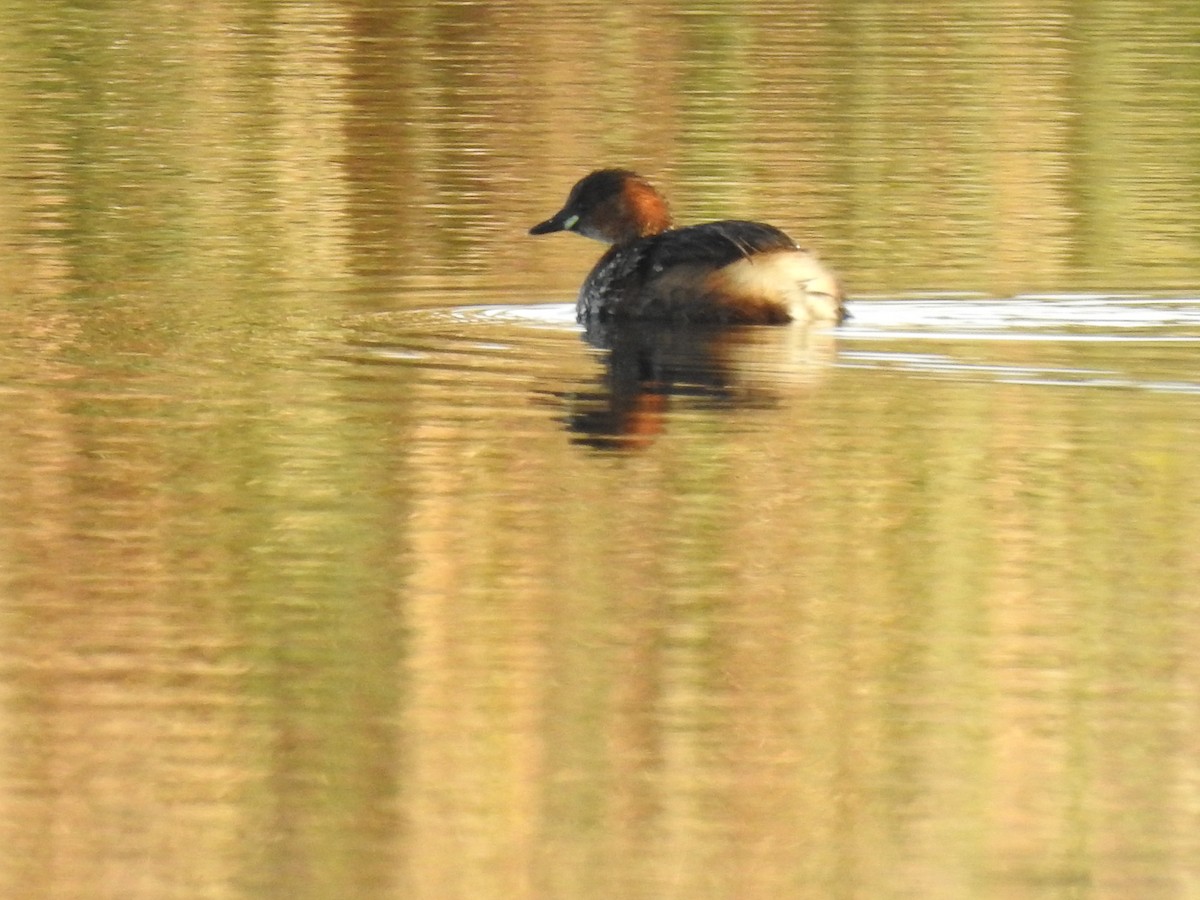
[341,295,1200,398]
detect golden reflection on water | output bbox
[393,329,1200,898]
[1,1,1200,898]
[5,0,1200,303]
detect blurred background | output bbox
[1,2,1199,899]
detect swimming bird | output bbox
[530,168,846,325]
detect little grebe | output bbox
[530,169,846,325]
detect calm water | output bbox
[2,2,1200,899]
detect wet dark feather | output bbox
[578,220,806,321]
[641,221,798,276]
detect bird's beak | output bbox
[529,209,578,235]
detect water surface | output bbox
[1,2,1200,899]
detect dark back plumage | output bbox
[530,169,845,324]
[639,221,799,275]
[579,221,804,322]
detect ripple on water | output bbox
[342,296,1200,398]
[337,304,592,439]
[841,294,1200,339]
[836,295,1200,395]
[342,303,578,367]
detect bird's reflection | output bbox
[558,319,797,450]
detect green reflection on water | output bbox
[0,1,1199,899]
